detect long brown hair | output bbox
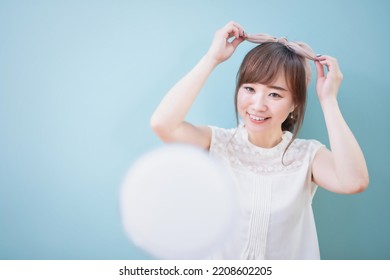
[234,42,308,162]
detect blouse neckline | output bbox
[240,124,292,156]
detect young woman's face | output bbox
[237,74,295,137]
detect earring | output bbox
[290,112,294,119]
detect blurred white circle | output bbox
[120,144,237,259]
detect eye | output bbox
[243,86,255,94]
[269,92,282,98]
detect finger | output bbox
[223,28,238,40]
[224,21,245,38]
[322,58,343,79]
[317,55,338,67]
[315,60,325,79]
[232,22,245,37]
[318,57,338,74]
[317,57,332,74]
[233,27,240,39]
[231,36,245,49]
[224,25,240,39]
[318,55,336,61]
[232,22,244,30]
[315,55,326,62]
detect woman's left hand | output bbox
[315,55,343,102]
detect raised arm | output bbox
[312,55,369,194]
[150,22,246,149]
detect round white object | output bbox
[120,144,237,259]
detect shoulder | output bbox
[208,125,241,154]
[291,136,324,150]
[288,134,326,162]
[208,125,240,143]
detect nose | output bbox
[252,93,268,112]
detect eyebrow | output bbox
[267,85,288,91]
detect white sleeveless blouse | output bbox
[208,125,324,259]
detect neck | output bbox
[247,129,284,148]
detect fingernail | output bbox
[316,54,322,57]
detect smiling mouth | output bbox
[248,113,270,122]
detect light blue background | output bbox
[1,0,389,259]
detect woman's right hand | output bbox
[206,21,246,64]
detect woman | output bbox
[150,22,369,259]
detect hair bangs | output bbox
[237,46,288,87]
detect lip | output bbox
[247,113,270,123]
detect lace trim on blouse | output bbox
[210,125,316,175]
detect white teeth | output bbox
[249,114,267,121]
